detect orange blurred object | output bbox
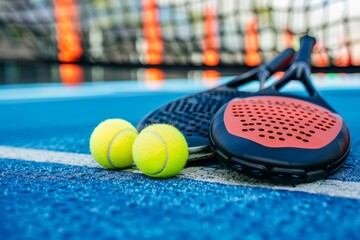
[59,64,84,86]
[54,0,83,62]
[142,0,163,65]
[144,68,165,90]
[272,71,285,81]
[334,43,351,67]
[202,70,220,87]
[283,30,294,48]
[203,6,219,66]
[244,18,262,66]
[313,42,330,67]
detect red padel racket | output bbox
[210,36,351,182]
[138,49,295,162]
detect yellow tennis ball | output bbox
[132,124,188,178]
[90,119,138,169]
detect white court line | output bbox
[0,145,359,200]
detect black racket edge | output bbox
[209,35,351,183]
[137,48,296,132]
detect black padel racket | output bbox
[210,36,351,183]
[138,49,295,162]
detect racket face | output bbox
[224,96,343,149]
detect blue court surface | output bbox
[1,75,360,239]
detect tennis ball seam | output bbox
[142,130,169,176]
[107,129,137,168]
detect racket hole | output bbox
[303,139,309,143]
[252,118,257,121]
[277,132,282,135]
[249,128,255,131]
[268,130,274,133]
[265,124,271,127]
[279,138,285,141]
[261,119,266,122]
[242,129,248,132]
[249,123,254,126]
[243,123,248,126]
[285,119,290,122]
[294,121,299,124]
[321,128,327,131]
[240,120,246,122]
[329,123,334,126]
[314,126,320,129]
[256,123,262,125]
[259,128,264,131]
[269,136,275,139]
[310,130,315,133]
[274,126,279,129]
[289,124,295,126]
[270,120,276,123]
[306,134,312,137]
[287,133,293,137]
[292,128,297,132]
[325,126,331,129]
[296,136,302,140]
[268,117,273,119]
[300,131,305,134]
[299,126,305,129]
[283,127,288,130]
[305,123,310,126]
[318,123,323,126]
[276,118,281,120]
[279,122,285,125]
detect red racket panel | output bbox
[224,96,343,149]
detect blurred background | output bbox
[0,0,359,85]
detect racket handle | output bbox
[265,48,295,73]
[294,36,316,64]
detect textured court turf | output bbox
[1,80,360,239]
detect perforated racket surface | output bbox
[138,49,295,161]
[210,36,351,182]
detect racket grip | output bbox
[265,48,295,73]
[295,36,316,64]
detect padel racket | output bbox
[137,49,295,162]
[210,36,351,183]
